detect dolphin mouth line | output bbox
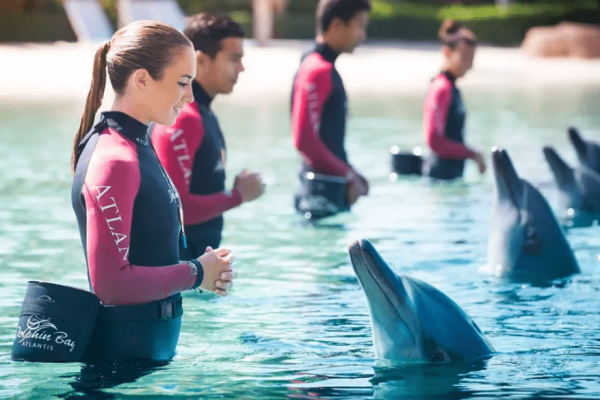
[568,127,587,158]
[492,149,521,208]
[506,177,520,209]
[543,147,574,188]
[351,243,411,335]
[357,248,394,305]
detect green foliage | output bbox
[218,0,600,44]
[100,0,118,28]
[368,0,600,45]
[0,13,76,42]
[370,0,599,20]
[177,0,251,13]
[284,0,318,14]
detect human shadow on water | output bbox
[369,358,490,400]
[58,360,168,399]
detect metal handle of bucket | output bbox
[305,172,348,184]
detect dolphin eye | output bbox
[430,348,449,363]
[522,226,542,253]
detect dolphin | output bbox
[543,146,600,219]
[348,239,494,363]
[488,148,580,283]
[569,127,600,175]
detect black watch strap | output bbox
[185,259,204,290]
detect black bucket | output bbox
[296,172,348,219]
[390,146,424,176]
[11,281,101,362]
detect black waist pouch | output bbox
[11,281,101,362]
[295,172,349,220]
[12,282,183,363]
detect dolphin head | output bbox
[543,146,581,209]
[569,127,600,175]
[544,146,600,215]
[489,148,579,282]
[543,147,576,191]
[348,239,494,363]
[491,147,524,205]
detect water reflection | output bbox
[286,359,490,400]
[59,360,169,399]
[371,359,489,400]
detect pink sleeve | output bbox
[423,77,476,160]
[152,113,243,226]
[180,191,242,225]
[291,57,352,177]
[83,133,197,306]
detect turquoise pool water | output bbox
[0,84,599,399]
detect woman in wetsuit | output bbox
[422,20,486,180]
[71,21,237,362]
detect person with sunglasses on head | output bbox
[71,20,237,363]
[291,0,371,212]
[151,13,264,260]
[422,20,487,181]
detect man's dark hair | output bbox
[316,0,371,35]
[184,12,245,58]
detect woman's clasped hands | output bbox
[197,247,237,297]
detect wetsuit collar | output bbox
[442,70,457,84]
[315,43,339,63]
[100,111,150,145]
[192,81,214,107]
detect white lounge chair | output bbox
[116,0,185,31]
[63,0,114,42]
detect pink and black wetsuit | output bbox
[71,111,202,362]
[291,44,353,212]
[152,82,241,260]
[291,43,352,176]
[422,71,476,180]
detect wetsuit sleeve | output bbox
[291,63,352,177]
[83,136,197,306]
[152,114,243,226]
[423,78,476,160]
